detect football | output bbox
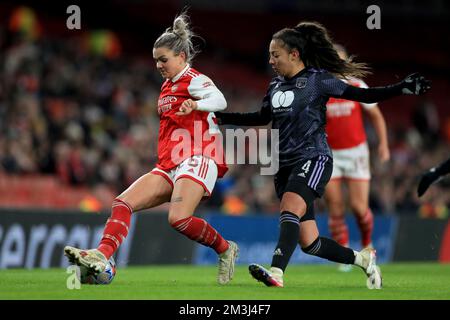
[78,257,116,285]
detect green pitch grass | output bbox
[1,263,449,300]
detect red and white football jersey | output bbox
[325,78,377,150]
[156,65,228,177]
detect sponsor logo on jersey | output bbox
[272,90,295,109]
[158,96,178,114]
[327,101,355,117]
[158,96,177,105]
[158,104,172,114]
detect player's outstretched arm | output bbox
[340,73,431,103]
[215,105,272,126]
[417,157,450,197]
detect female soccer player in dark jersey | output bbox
[216,21,431,289]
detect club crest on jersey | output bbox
[296,77,307,89]
[171,84,179,93]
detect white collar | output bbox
[171,64,190,82]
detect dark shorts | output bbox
[274,155,333,221]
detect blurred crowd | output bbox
[0,25,449,218]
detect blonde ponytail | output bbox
[154,11,200,64]
[172,13,191,42]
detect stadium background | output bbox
[0,0,449,270]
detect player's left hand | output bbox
[401,73,432,95]
[417,168,441,197]
[176,99,197,116]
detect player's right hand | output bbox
[175,99,197,116]
[417,168,441,197]
[401,73,432,95]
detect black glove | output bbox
[401,73,432,95]
[417,168,441,197]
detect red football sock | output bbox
[171,216,229,254]
[97,199,132,259]
[356,209,374,248]
[328,215,349,247]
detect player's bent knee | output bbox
[168,214,191,226]
[168,215,179,226]
[351,204,367,217]
[115,196,136,211]
[280,194,307,217]
[117,191,167,212]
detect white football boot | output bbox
[358,247,382,289]
[64,246,108,274]
[217,241,239,285]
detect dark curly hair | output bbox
[272,21,371,79]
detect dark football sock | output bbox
[302,236,355,264]
[271,211,300,272]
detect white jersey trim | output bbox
[171,64,190,83]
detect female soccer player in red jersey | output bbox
[64,12,238,285]
[324,45,390,272]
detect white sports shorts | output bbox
[150,155,218,197]
[330,142,371,180]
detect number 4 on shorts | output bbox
[302,160,311,173]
